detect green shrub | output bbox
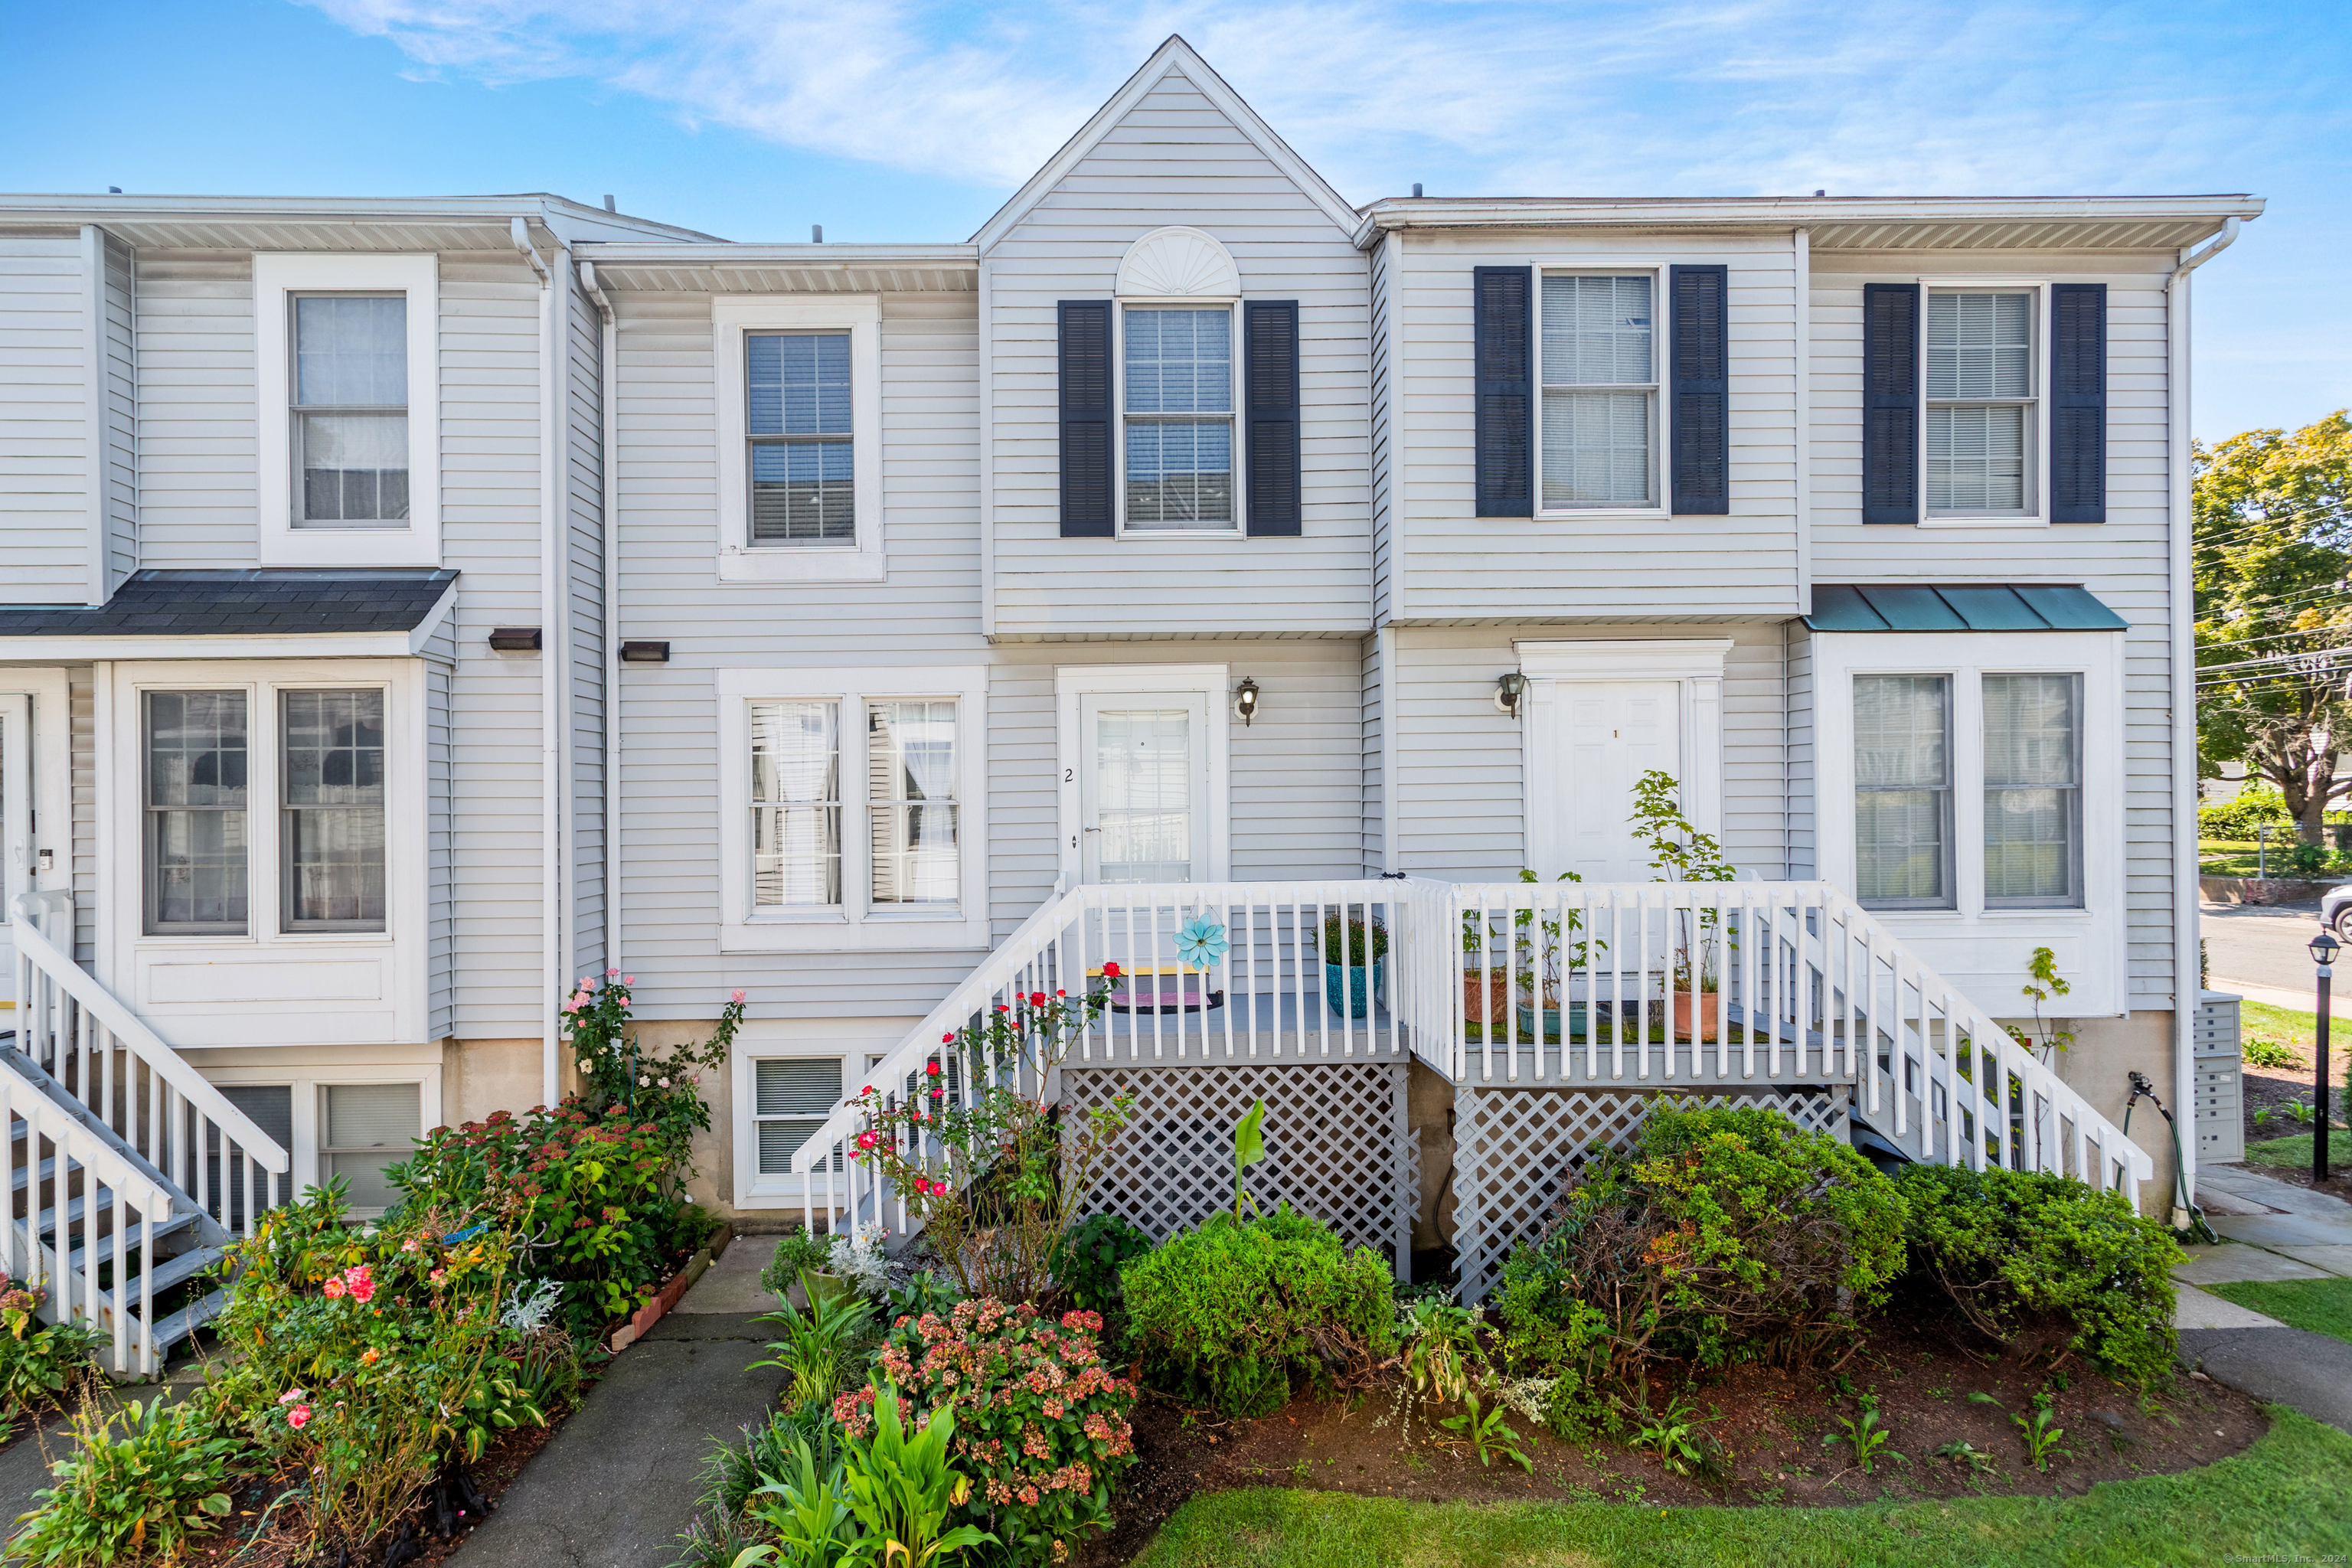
[1050,1212,1154,1317]
[1121,1207,1396,1419]
[1494,1105,1906,1399]
[1896,1162,2182,1390]
[0,1277,103,1419]
[2199,786,2292,842]
[761,1229,835,1301]
[390,1097,709,1337]
[8,1396,240,1566]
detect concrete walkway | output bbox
[2177,1163,2352,1433]
[455,1236,786,1567]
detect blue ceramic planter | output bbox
[1325,959,1384,1019]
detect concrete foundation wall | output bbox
[2051,1009,2181,1215]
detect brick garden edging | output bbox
[609,1226,732,1353]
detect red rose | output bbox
[1101,962,1121,978]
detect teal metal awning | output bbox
[1805,583,2128,633]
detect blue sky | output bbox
[5,0,2345,440]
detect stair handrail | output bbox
[11,893,289,1173]
[789,884,1088,1184]
[1817,884,2155,1194]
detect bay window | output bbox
[1982,674,2080,906]
[281,690,387,931]
[1853,675,1952,910]
[1540,273,1655,509]
[145,691,250,934]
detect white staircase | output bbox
[8,893,290,1376]
[784,879,2155,1248]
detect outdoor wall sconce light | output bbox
[487,627,541,652]
[1233,677,1260,726]
[1494,671,1526,717]
[620,640,671,664]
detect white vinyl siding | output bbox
[1809,253,2176,1007]
[0,233,103,603]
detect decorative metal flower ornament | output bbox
[1174,916,1231,969]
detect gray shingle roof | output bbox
[0,570,457,639]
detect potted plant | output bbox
[1491,870,1599,1041]
[1628,771,1737,1044]
[1320,913,1390,1019]
[1459,907,1511,1024]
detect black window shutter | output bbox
[1668,263,1729,515]
[1057,300,1114,537]
[1245,299,1302,536]
[2050,283,2107,524]
[1861,283,1921,525]
[1472,266,1532,517]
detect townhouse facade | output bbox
[0,39,2256,1286]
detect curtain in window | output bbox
[1983,674,2079,903]
[295,296,408,524]
[1096,709,1191,884]
[750,701,841,906]
[1540,275,1653,508]
[868,700,958,906]
[1854,675,1950,905]
[283,690,386,928]
[146,691,250,931]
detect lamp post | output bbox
[2310,928,2337,1184]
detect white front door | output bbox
[1529,679,1681,882]
[0,676,70,1004]
[1079,693,1210,885]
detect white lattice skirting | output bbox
[1060,1060,1418,1273]
[1452,1085,1848,1302]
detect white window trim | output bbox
[1813,629,2127,1015]
[1514,639,1730,872]
[716,665,987,952]
[96,658,426,1046]
[1531,265,1667,521]
[1913,276,2053,529]
[1112,298,1244,538]
[191,1051,440,1215]
[253,253,440,567]
[1054,663,1233,889]
[730,1016,910,1207]
[714,296,884,583]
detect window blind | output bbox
[756,1057,844,1174]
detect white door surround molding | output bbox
[1514,639,1731,872]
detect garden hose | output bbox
[2124,1072,2222,1246]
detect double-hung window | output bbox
[293,296,409,525]
[723,668,987,950]
[1926,291,2035,515]
[1540,274,1655,509]
[1853,675,1953,909]
[714,296,882,581]
[746,332,854,544]
[1982,674,2080,906]
[1123,307,1235,529]
[142,686,388,936]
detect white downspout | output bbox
[2166,215,2237,1220]
[521,217,562,1106]
[581,261,619,978]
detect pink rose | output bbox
[322,1278,346,1300]
[731,989,746,1004]
[289,1404,312,1429]
[607,967,620,977]
[622,975,634,985]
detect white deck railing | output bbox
[790,877,2154,1236]
[11,893,289,1240]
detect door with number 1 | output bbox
[1529,679,1680,883]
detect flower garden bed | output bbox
[1071,1325,2265,1564]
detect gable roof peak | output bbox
[970,35,1357,250]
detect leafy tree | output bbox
[2194,411,2352,841]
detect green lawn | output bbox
[2238,1000,2320,1050]
[2198,838,2340,879]
[1130,1409,2352,1568]
[2204,1279,2352,1347]
[2245,1132,2350,1169]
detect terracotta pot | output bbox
[1462,970,1511,1023]
[1673,991,1720,1043]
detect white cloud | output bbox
[300,0,2325,202]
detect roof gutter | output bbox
[1350,196,2263,250]
[2164,214,2239,1221]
